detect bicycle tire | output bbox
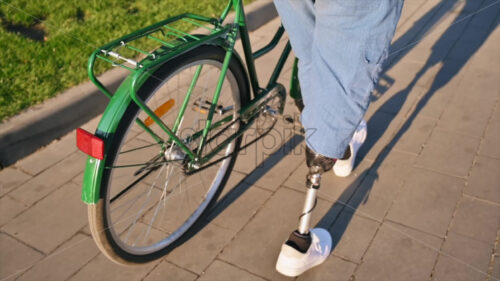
[88,45,249,265]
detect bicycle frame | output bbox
[81,0,299,203]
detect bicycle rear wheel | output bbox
[88,45,249,264]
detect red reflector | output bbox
[76,128,105,160]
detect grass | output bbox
[0,0,253,121]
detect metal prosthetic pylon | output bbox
[297,146,336,235]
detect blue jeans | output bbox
[274,0,404,158]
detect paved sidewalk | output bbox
[1,0,500,280]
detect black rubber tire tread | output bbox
[88,44,249,265]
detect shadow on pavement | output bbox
[168,0,499,261]
[321,0,498,255]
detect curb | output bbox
[0,0,277,168]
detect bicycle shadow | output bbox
[172,0,498,257]
[173,132,304,247]
[317,0,498,254]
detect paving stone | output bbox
[368,80,421,122]
[0,195,27,227]
[466,26,500,75]
[416,82,457,120]
[347,174,400,222]
[198,260,266,281]
[79,115,102,132]
[369,148,416,177]
[437,95,495,137]
[296,255,356,281]
[219,170,247,198]
[219,187,339,281]
[361,150,416,218]
[447,28,492,63]
[465,156,500,203]
[458,0,492,14]
[453,65,500,102]
[358,111,403,162]
[17,233,99,281]
[393,115,436,154]
[479,119,500,159]
[414,129,480,178]
[69,253,157,281]
[0,233,44,281]
[15,133,78,176]
[166,223,236,274]
[401,4,464,62]
[493,253,500,280]
[449,196,500,245]
[383,59,430,86]
[433,232,492,281]
[0,167,31,197]
[386,167,464,237]
[329,210,380,263]
[393,0,422,26]
[430,56,463,86]
[494,104,500,121]
[2,182,88,254]
[242,133,304,191]
[72,171,84,186]
[354,223,439,281]
[385,220,443,250]
[233,123,290,174]
[143,260,197,281]
[208,183,272,232]
[234,120,300,175]
[390,0,441,44]
[9,152,86,206]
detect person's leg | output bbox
[272,0,315,61]
[302,0,404,159]
[272,0,316,110]
[275,0,404,277]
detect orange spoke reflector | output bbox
[144,99,175,127]
[193,107,208,114]
[76,128,105,160]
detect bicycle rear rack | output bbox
[88,13,231,99]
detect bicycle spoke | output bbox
[91,48,245,259]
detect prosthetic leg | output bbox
[276,146,335,277]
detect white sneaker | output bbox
[276,228,332,277]
[333,119,367,177]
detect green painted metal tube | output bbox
[87,51,114,99]
[200,117,254,164]
[220,0,233,23]
[289,58,302,100]
[266,41,291,89]
[253,26,285,59]
[134,118,163,144]
[173,65,203,133]
[129,80,195,159]
[197,29,238,156]
[147,35,176,48]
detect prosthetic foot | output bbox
[276,147,335,277]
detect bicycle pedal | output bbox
[192,98,232,115]
[284,116,294,124]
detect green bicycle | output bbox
[77,0,302,265]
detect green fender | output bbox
[81,43,248,204]
[81,73,140,204]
